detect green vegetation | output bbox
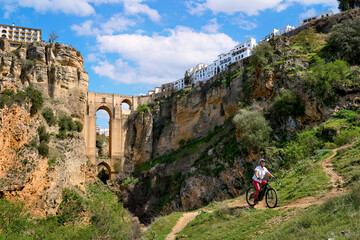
[0,87,43,114]
[42,107,57,126]
[270,89,304,119]
[233,110,271,153]
[136,104,150,113]
[74,120,83,132]
[323,17,360,65]
[304,56,358,106]
[37,125,51,157]
[38,142,50,157]
[338,0,360,12]
[25,86,44,115]
[141,212,183,240]
[0,181,134,240]
[58,115,77,132]
[249,41,274,71]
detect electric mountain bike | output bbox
[246,178,278,208]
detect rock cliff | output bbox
[0,39,89,217]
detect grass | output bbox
[272,150,332,205]
[332,141,360,186]
[141,212,183,240]
[177,207,285,239]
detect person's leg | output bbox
[261,180,267,185]
[253,179,260,200]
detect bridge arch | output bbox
[85,92,153,178]
[98,162,112,183]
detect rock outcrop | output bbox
[0,39,90,217]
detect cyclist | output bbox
[252,159,275,204]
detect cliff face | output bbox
[0,39,89,217]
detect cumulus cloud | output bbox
[299,8,317,19]
[1,0,160,22]
[201,18,221,33]
[71,14,136,36]
[232,18,258,31]
[186,0,338,15]
[93,26,238,84]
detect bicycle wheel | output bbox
[246,187,256,207]
[265,187,278,208]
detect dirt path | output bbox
[165,144,353,239]
[165,211,199,240]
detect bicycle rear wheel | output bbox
[265,187,278,208]
[246,187,256,207]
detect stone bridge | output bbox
[84,91,152,179]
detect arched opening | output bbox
[1,30,6,33]
[98,162,111,184]
[121,99,132,111]
[96,106,112,159]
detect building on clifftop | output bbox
[0,23,42,49]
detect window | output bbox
[1,30,6,33]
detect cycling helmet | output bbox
[259,159,266,164]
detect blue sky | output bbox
[0,0,339,127]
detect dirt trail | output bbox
[165,212,199,240]
[165,144,353,239]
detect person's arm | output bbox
[266,171,275,178]
[255,170,261,179]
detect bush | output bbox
[38,142,49,157]
[58,115,76,132]
[42,108,57,126]
[249,42,274,70]
[291,29,324,52]
[0,199,29,236]
[74,120,83,132]
[38,125,51,143]
[305,56,357,106]
[270,89,305,119]
[233,110,272,153]
[333,128,360,146]
[0,89,15,109]
[25,86,44,115]
[322,18,360,65]
[56,130,67,140]
[136,104,150,113]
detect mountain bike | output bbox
[246,178,278,208]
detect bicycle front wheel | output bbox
[246,186,256,207]
[265,187,278,208]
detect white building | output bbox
[298,10,334,26]
[0,24,41,44]
[174,78,185,90]
[96,126,109,137]
[260,24,296,43]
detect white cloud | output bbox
[13,0,95,16]
[186,0,338,15]
[71,14,136,36]
[300,8,316,19]
[233,18,258,31]
[93,26,238,84]
[1,0,160,21]
[201,18,221,33]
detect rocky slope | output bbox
[118,10,360,223]
[0,39,90,217]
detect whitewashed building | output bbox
[0,24,41,43]
[96,126,109,137]
[174,78,185,90]
[260,24,296,43]
[298,10,334,26]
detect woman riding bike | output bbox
[252,159,275,204]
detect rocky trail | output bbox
[164,144,352,239]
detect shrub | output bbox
[233,110,272,153]
[305,56,357,106]
[58,115,76,132]
[291,29,324,52]
[0,199,29,235]
[25,86,44,115]
[42,108,57,126]
[38,142,49,157]
[74,120,83,132]
[136,104,150,113]
[0,89,15,109]
[333,128,360,146]
[270,89,305,119]
[56,130,67,140]
[249,42,274,70]
[38,125,51,143]
[322,18,360,65]
[14,90,27,105]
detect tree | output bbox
[48,31,59,43]
[233,110,272,153]
[338,0,360,11]
[249,42,274,70]
[323,18,360,65]
[184,71,190,85]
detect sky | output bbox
[0,0,340,127]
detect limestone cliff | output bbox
[0,39,89,217]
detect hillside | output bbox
[115,9,360,224]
